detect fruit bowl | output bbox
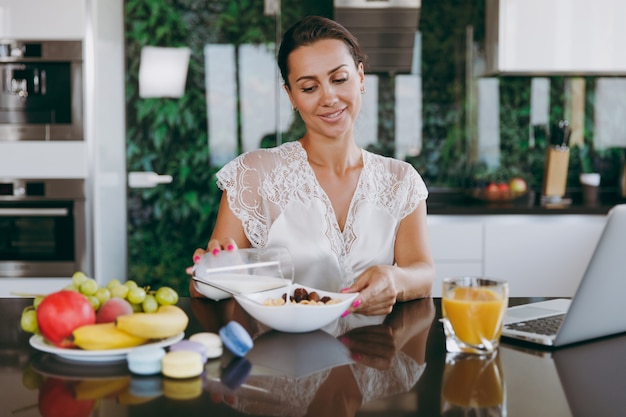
[468,188,528,202]
[234,284,358,333]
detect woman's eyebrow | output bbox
[295,64,349,84]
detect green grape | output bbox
[130,302,143,313]
[87,295,101,310]
[106,279,122,290]
[94,287,111,305]
[22,364,44,390]
[80,278,99,296]
[127,287,146,304]
[124,280,139,290]
[72,271,89,287]
[155,287,179,306]
[110,284,129,299]
[64,284,79,292]
[33,296,45,310]
[142,294,159,313]
[20,307,38,334]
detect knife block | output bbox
[542,145,570,200]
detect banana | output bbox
[116,305,188,340]
[74,377,131,400]
[72,323,148,350]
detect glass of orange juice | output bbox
[441,277,508,355]
[441,350,506,416]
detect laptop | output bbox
[502,203,626,347]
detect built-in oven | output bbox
[0,179,87,278]
[0,40,83,141]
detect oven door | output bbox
[0,200,80,277]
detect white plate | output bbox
[29,332,184,363]
[234,284,359,333]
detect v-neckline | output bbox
[296,141,365,234]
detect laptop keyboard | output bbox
[505,314,565,336]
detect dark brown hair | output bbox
[277,16,367,89]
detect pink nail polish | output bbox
[193,255,200,263]
[212,248,220,255]
[226,244,234,251]
[351,299,362,309]
[341,310,351,318]
[352,352,362,361]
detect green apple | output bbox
[509,177,528,193]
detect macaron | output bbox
[161,350,204,379]
[189,332,223,359]
[127,345,167,375]
[219,321,253,357]
[169,340,208,363]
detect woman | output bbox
[189,15,435,316]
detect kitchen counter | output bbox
[427,188,626,215]
[3,295,626,416]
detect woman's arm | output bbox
[342,200,435,315]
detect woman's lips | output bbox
[319,107,346,121]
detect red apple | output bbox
[96,298,133,323]
[38,377,95,417]
[36,290,96,348]
[509,177,528,193]
[497,182,510,192]
[485,182,499,193]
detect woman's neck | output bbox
[299,135,362,173]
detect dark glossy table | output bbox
[2,296,626,417]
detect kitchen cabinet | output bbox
[427,217,484,297]
[484,215,605,297]
[0,0,85,39]
[427,214,606,297]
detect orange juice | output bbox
[442,287,507,346]
[442,353,504,408]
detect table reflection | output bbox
[18,296,434,417]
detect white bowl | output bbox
[234,284,359,333]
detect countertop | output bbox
[426,188,626,215]
[3,296,626,416]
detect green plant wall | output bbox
[124,0,329,295]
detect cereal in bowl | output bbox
[263,287,342,306]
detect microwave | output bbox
[0,40,83,141]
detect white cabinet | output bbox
[427,216,484,297]
[484,215,605,297]
[427,214,606,297]
[0,0,85,39]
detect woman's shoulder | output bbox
[363,149,420,178]
[235,141,303,165]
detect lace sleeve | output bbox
[362,152,429,220]
[215,151,272,247]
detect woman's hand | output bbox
[187,238,240,297]
[340,265,398,316]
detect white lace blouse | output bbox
[216,140,428,292]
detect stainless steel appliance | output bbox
[0,40,83,141]
[0,179,87,278]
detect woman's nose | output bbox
[320,84,338,106]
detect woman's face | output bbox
[285,39,365,141]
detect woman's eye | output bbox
[301,86,316,93]
[333,77,348,84]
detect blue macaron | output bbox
[219,321,253,357]
[127,345,167,375]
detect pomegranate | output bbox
[36,290,96,348]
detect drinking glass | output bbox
[192,247,294,300]
[441,276,509,355]
[441,350,506,416]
